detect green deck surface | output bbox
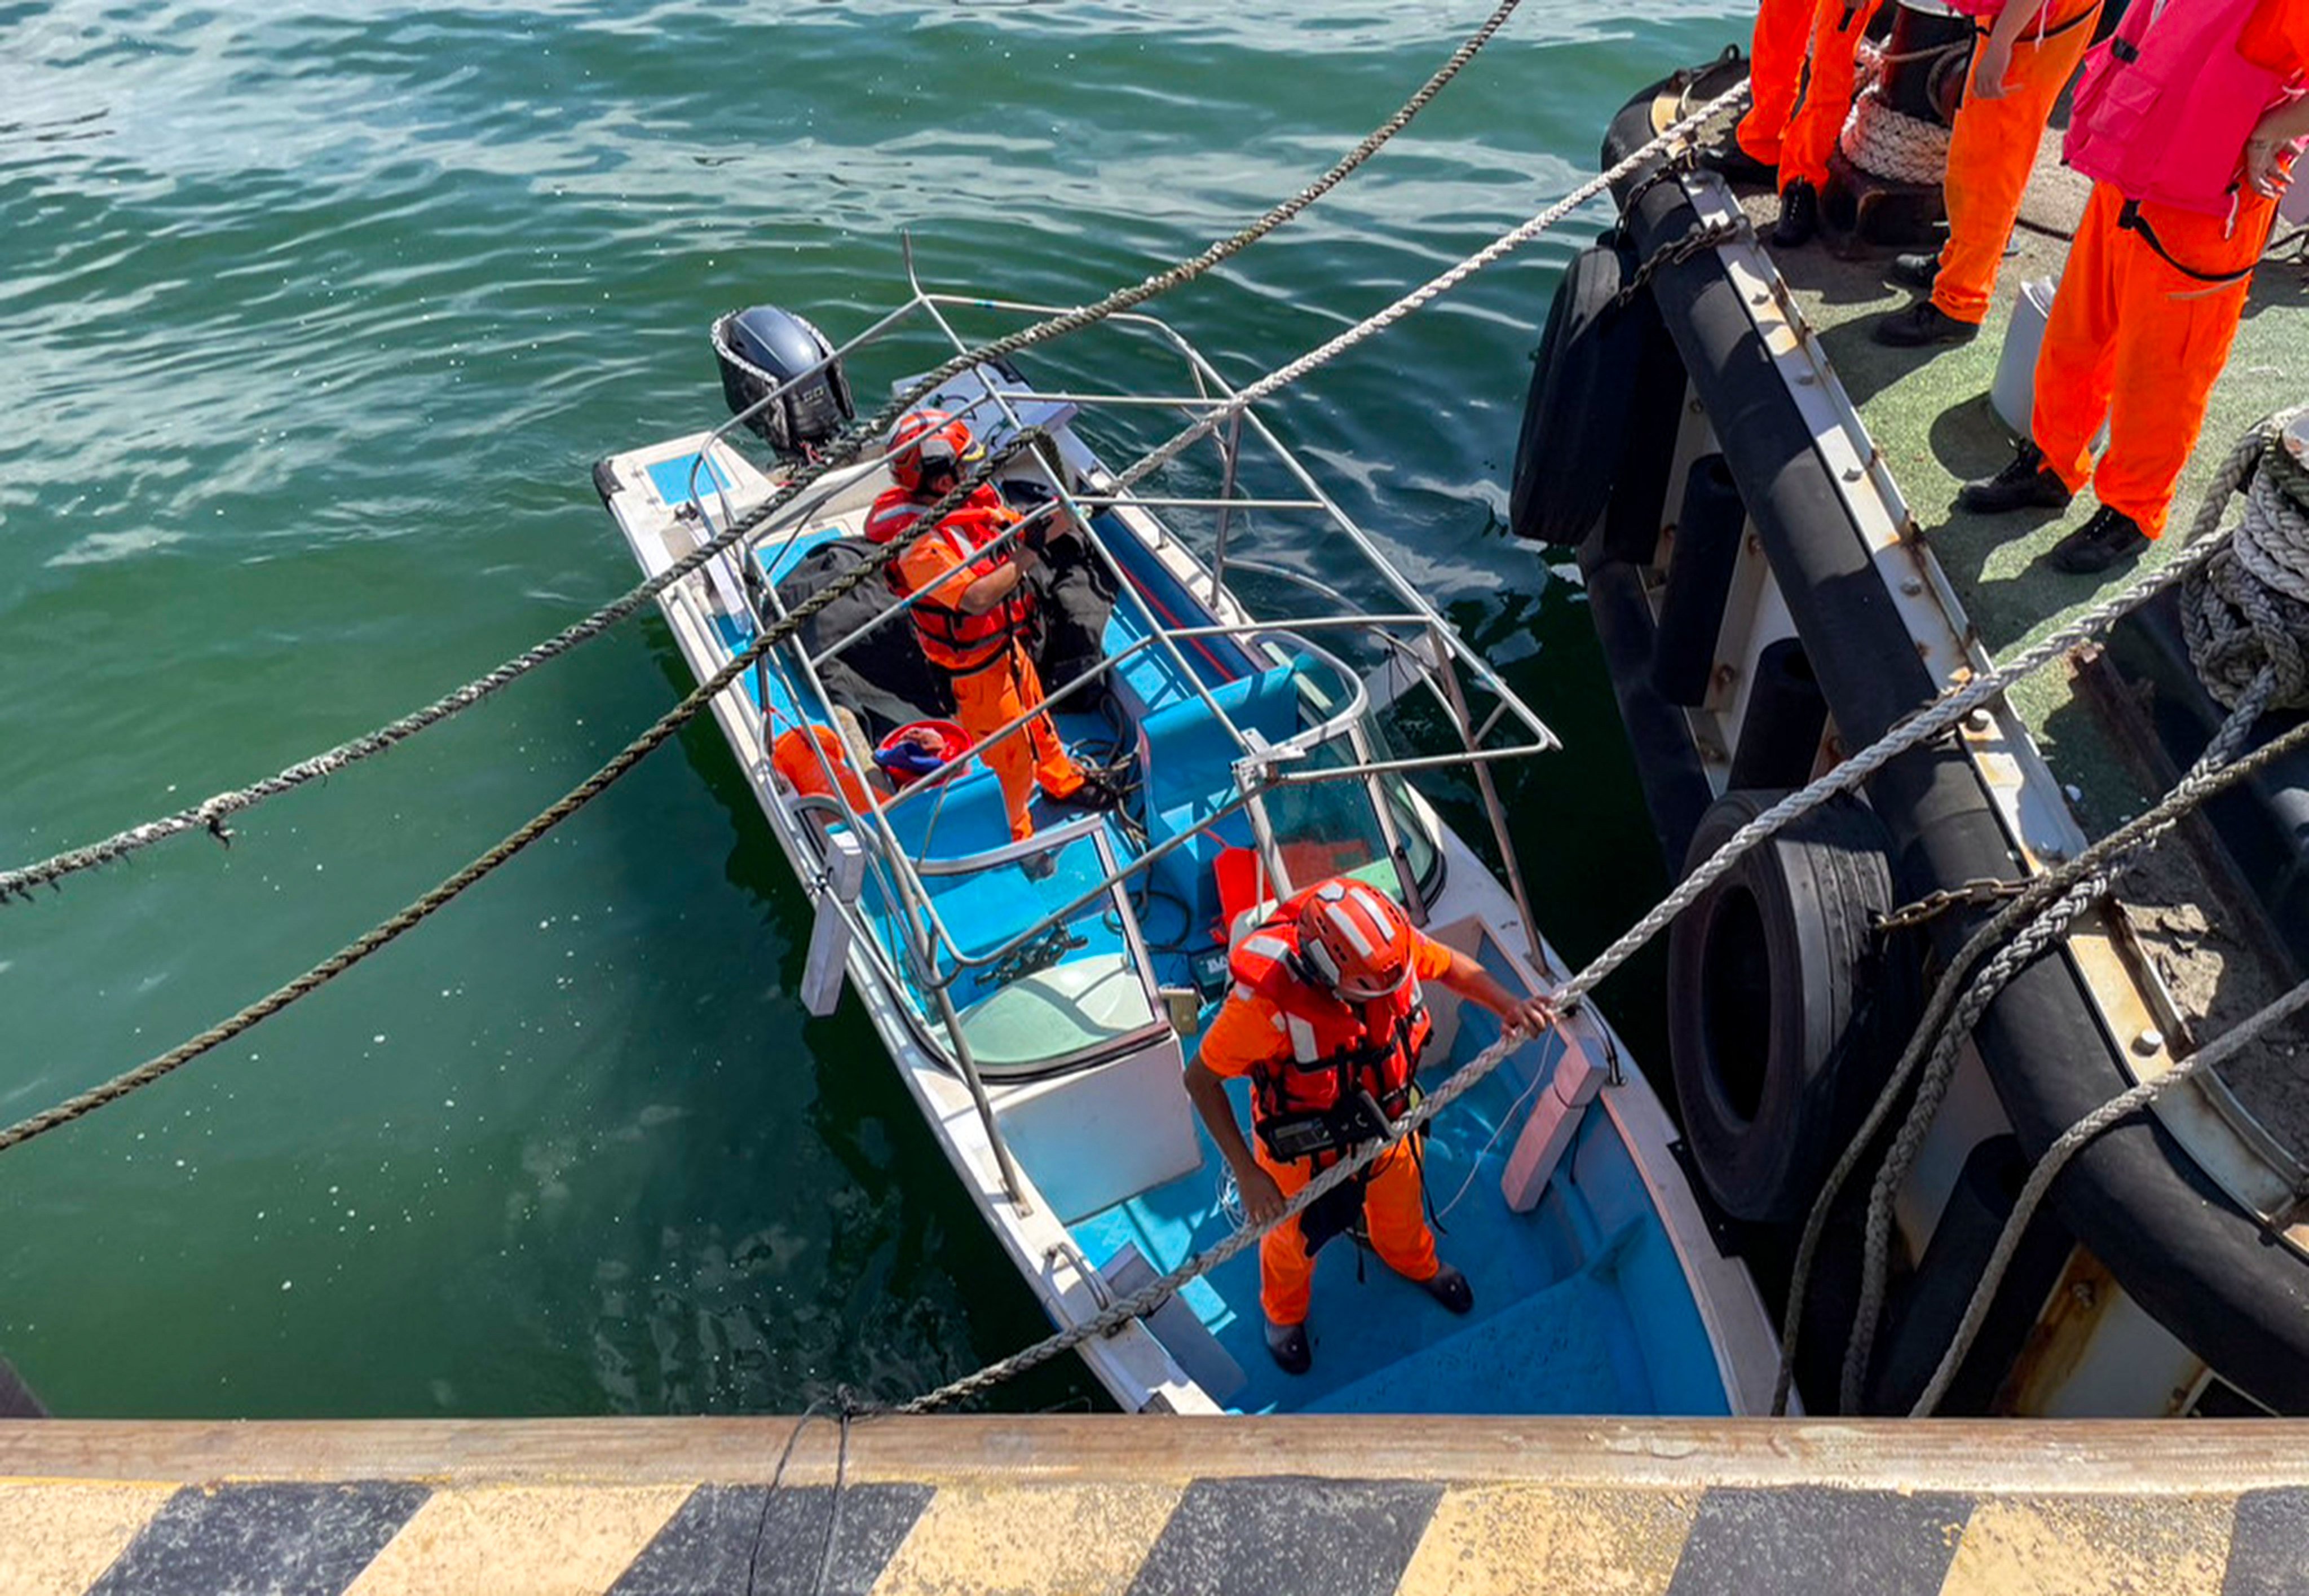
[1739,157,2308,829]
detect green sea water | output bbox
[1,0,1746,1417]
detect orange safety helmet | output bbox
[887,408,985,495]
[1295,878,1414,1001]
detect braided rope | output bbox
[0,0,1532,907]
[0,436,1048,1157]
[2181,417,2309,708]
[1834,662,2280,1413]
[1911,973,2309,1416]
[902,394,2302,1418]
[1759,414,2289,1413]
[0,84,1753,1168]
[1839,89,1950,187]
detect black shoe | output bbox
[1771,180,1820,249]
[1265,1317,1311,1374]
[1697,136,1776,187]
[1043,769,1122,814]
[1957,442,2072,515]
[1419,1263,1475,1316]
[1873,300,1979,349]
[2047,505,2150,574]
[1887,251,1940,292]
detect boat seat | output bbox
[1135,666,1305,949]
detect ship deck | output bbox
[1724,149,2309,1159]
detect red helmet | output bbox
[1296,878,1414,1001]
[887,408,984,496]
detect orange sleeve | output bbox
[2242,0,2309,78]
[897,537,975,610]
[1411,931,1455,983]
[1197,992,1288,1079]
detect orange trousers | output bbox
[1777,0,1886,193]
[1930,0,2102,325]
[2032,180,2276,538]
[1257,1137,1438,1327]
[1737,0,1817,167]
[951,641,1084,841]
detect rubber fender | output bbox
[1728,638,1830,790]
[1508,236,1653,545]
[1650,453,1747,706]
[1667,788,1920,1223]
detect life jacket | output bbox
[2065,0,2306,220]
[1229,889,1433,1165]
[865,485,1036,675]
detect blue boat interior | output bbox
[659,446,1731,1416]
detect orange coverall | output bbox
[2030,0,2305,537]
[1737,0,1818,167]
[1931,0,2105,326]
[1777,0,1888,194]
[1198,936,1454,1327]
[897,534,1085,841]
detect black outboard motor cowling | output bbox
[711,305,855,457]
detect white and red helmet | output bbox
[1296,878,1414,1000]
[887,408,984,495]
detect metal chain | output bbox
[1912,973,2309,1416]
[1871,877,2030,937]
[1761,415,2290,1414]
[0,0,1535,908]
[1612,218,1745,310]
[904,400,2287,1418]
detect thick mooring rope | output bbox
[0,0,1534,907]
[0,84,1754,1165]
[2181,410,2309,709]
[1912,975,2309,1416]
[1839,89,1950,186]
[903,407,2303,1417]
[1759,413,2299,1414]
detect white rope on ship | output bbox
[1839,87,1950,187]
[905,403,2278,1414]
[2182,422,2309,707]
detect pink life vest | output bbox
[2064,0,2304,219]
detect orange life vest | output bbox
[865,485,1035,675]
[1228,887,1432,1163]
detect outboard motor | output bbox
[711,304,855,457]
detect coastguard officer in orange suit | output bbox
[866,409,1106,840]
[1958,0,2309,573]
[1182,877,1559,1374]
[1706,0,1886,247]
[1874,0,2107,347]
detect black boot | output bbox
[2046,505,2150,574]
[1419,1263,1475,1315]
[1771,180,1820,249]
[1265,1316,1312,1374]
[1873,300,1978,349]
[1887,252,1940,292]
[1957,441,2072,515]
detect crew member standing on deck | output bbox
[1706,0,1886,248]
[1958,0,2309,573]
[1871,0,2107,347]
[1183,877,1559,1374]
[866,409,1107,841]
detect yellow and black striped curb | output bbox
[4,1417,2306,1594]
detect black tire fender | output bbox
[1508,236,1651,545]
[1667,788,1919,1223]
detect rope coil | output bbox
[1839,88,1951,187]
[2182,417,2309,709]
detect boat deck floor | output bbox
[1718,144,2309,1154]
